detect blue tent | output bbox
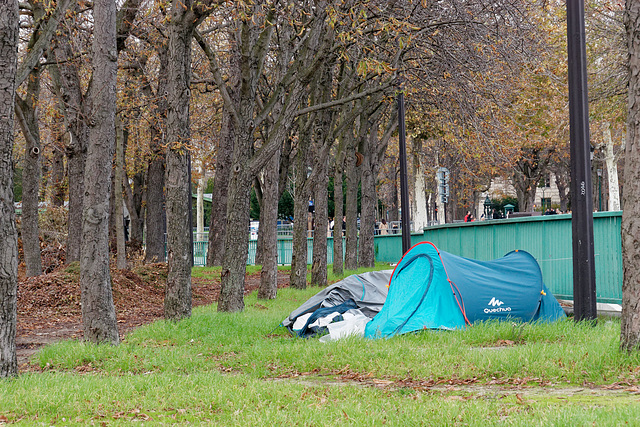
[365,242,566,339]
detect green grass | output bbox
[5,265,640,424]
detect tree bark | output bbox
[311,154,328,286]
[196,163,205,242]
[164,0,201,321]
[49,142,65,208]
[144,47,168,263]
[51,32,88,264]
[411,138,428,232]
[603,121,621,211]
[344,139,359,270]
[15,70,42,277]
[115,117,126,269]
[621,0,640,351]
[358,127,376,268]
[0,0,19,377]
[206,105,235,266]
[219,155,252,311]
[332,149,345,275]
[80,0,119,344]
[129,170,144,243]
[258,148,280,299]
[290,137,310,290]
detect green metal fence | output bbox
[191,212,623,303]
[374,212,623,303]
[193,236,346,266]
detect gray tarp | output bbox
[282,270,393,330]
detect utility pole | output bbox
[567,0,597,321]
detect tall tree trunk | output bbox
[512,174,537,213]
[196,163,205,242]
[49,142,65,207]
[290,150,310,290]
[124,158,144,244]
[145,152,166,262]
[311,154,328,286]
[144,48,169,263]
[390,162,399,223]
[0,0,19,377]
[553,169,570,213]
[411,138,428,232]
[332,151,345,275]
[603,121,621,211]
[253,177,264,265]
[80,0,119,344]
[51,34,88,264]
[15,70,42,277]
[218,152,252,312]
[115,117,126,269]
[258,148,280,299]
[164,0,200,321]
[344,141,359,270]
[358,129,376,268]
[206,106,235,266]
[621,0,640,351]
[310,67,332,285]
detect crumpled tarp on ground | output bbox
[282,270,392,338]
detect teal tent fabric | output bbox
[365,242,565,339]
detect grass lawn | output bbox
[3,264,640,425]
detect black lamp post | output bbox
[398,86,411,255]
[484,196,492,220]
[567,0,597,321]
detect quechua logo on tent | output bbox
[485,297,511,314]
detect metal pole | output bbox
[567,0,597,321]
[398,89,411,255]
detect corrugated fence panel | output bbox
[418,213,622,303]
[593,212,623,302]
[191,213,622,303]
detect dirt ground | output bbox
[16,262,290,368]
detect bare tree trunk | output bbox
[124,166,144,244]
[411,138,428,232]
[115,117,126,269]
[344,143,359,270]
[253,177,264,265]
[553,169,570,213]
[51,34,88,264]
[0,0,19,377]
[258,148,280,299]
[390,163,399,223]
[291,156,310,290]
[196,163,205,242]
[144,47,168,263]
[15,70,42,277]
[207,106,235,266]
[145,152,166,262]
[311,155,328,286]
[621,0,640,351]
[603,121,621,211]
[513,176,537,213]
[332,151,345,275]
[310,67,332,285]
[164,0,202,321]
[80,0,119,344]
[219,156,252,312]
[49,142,65,207]
[358,130,376,268]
